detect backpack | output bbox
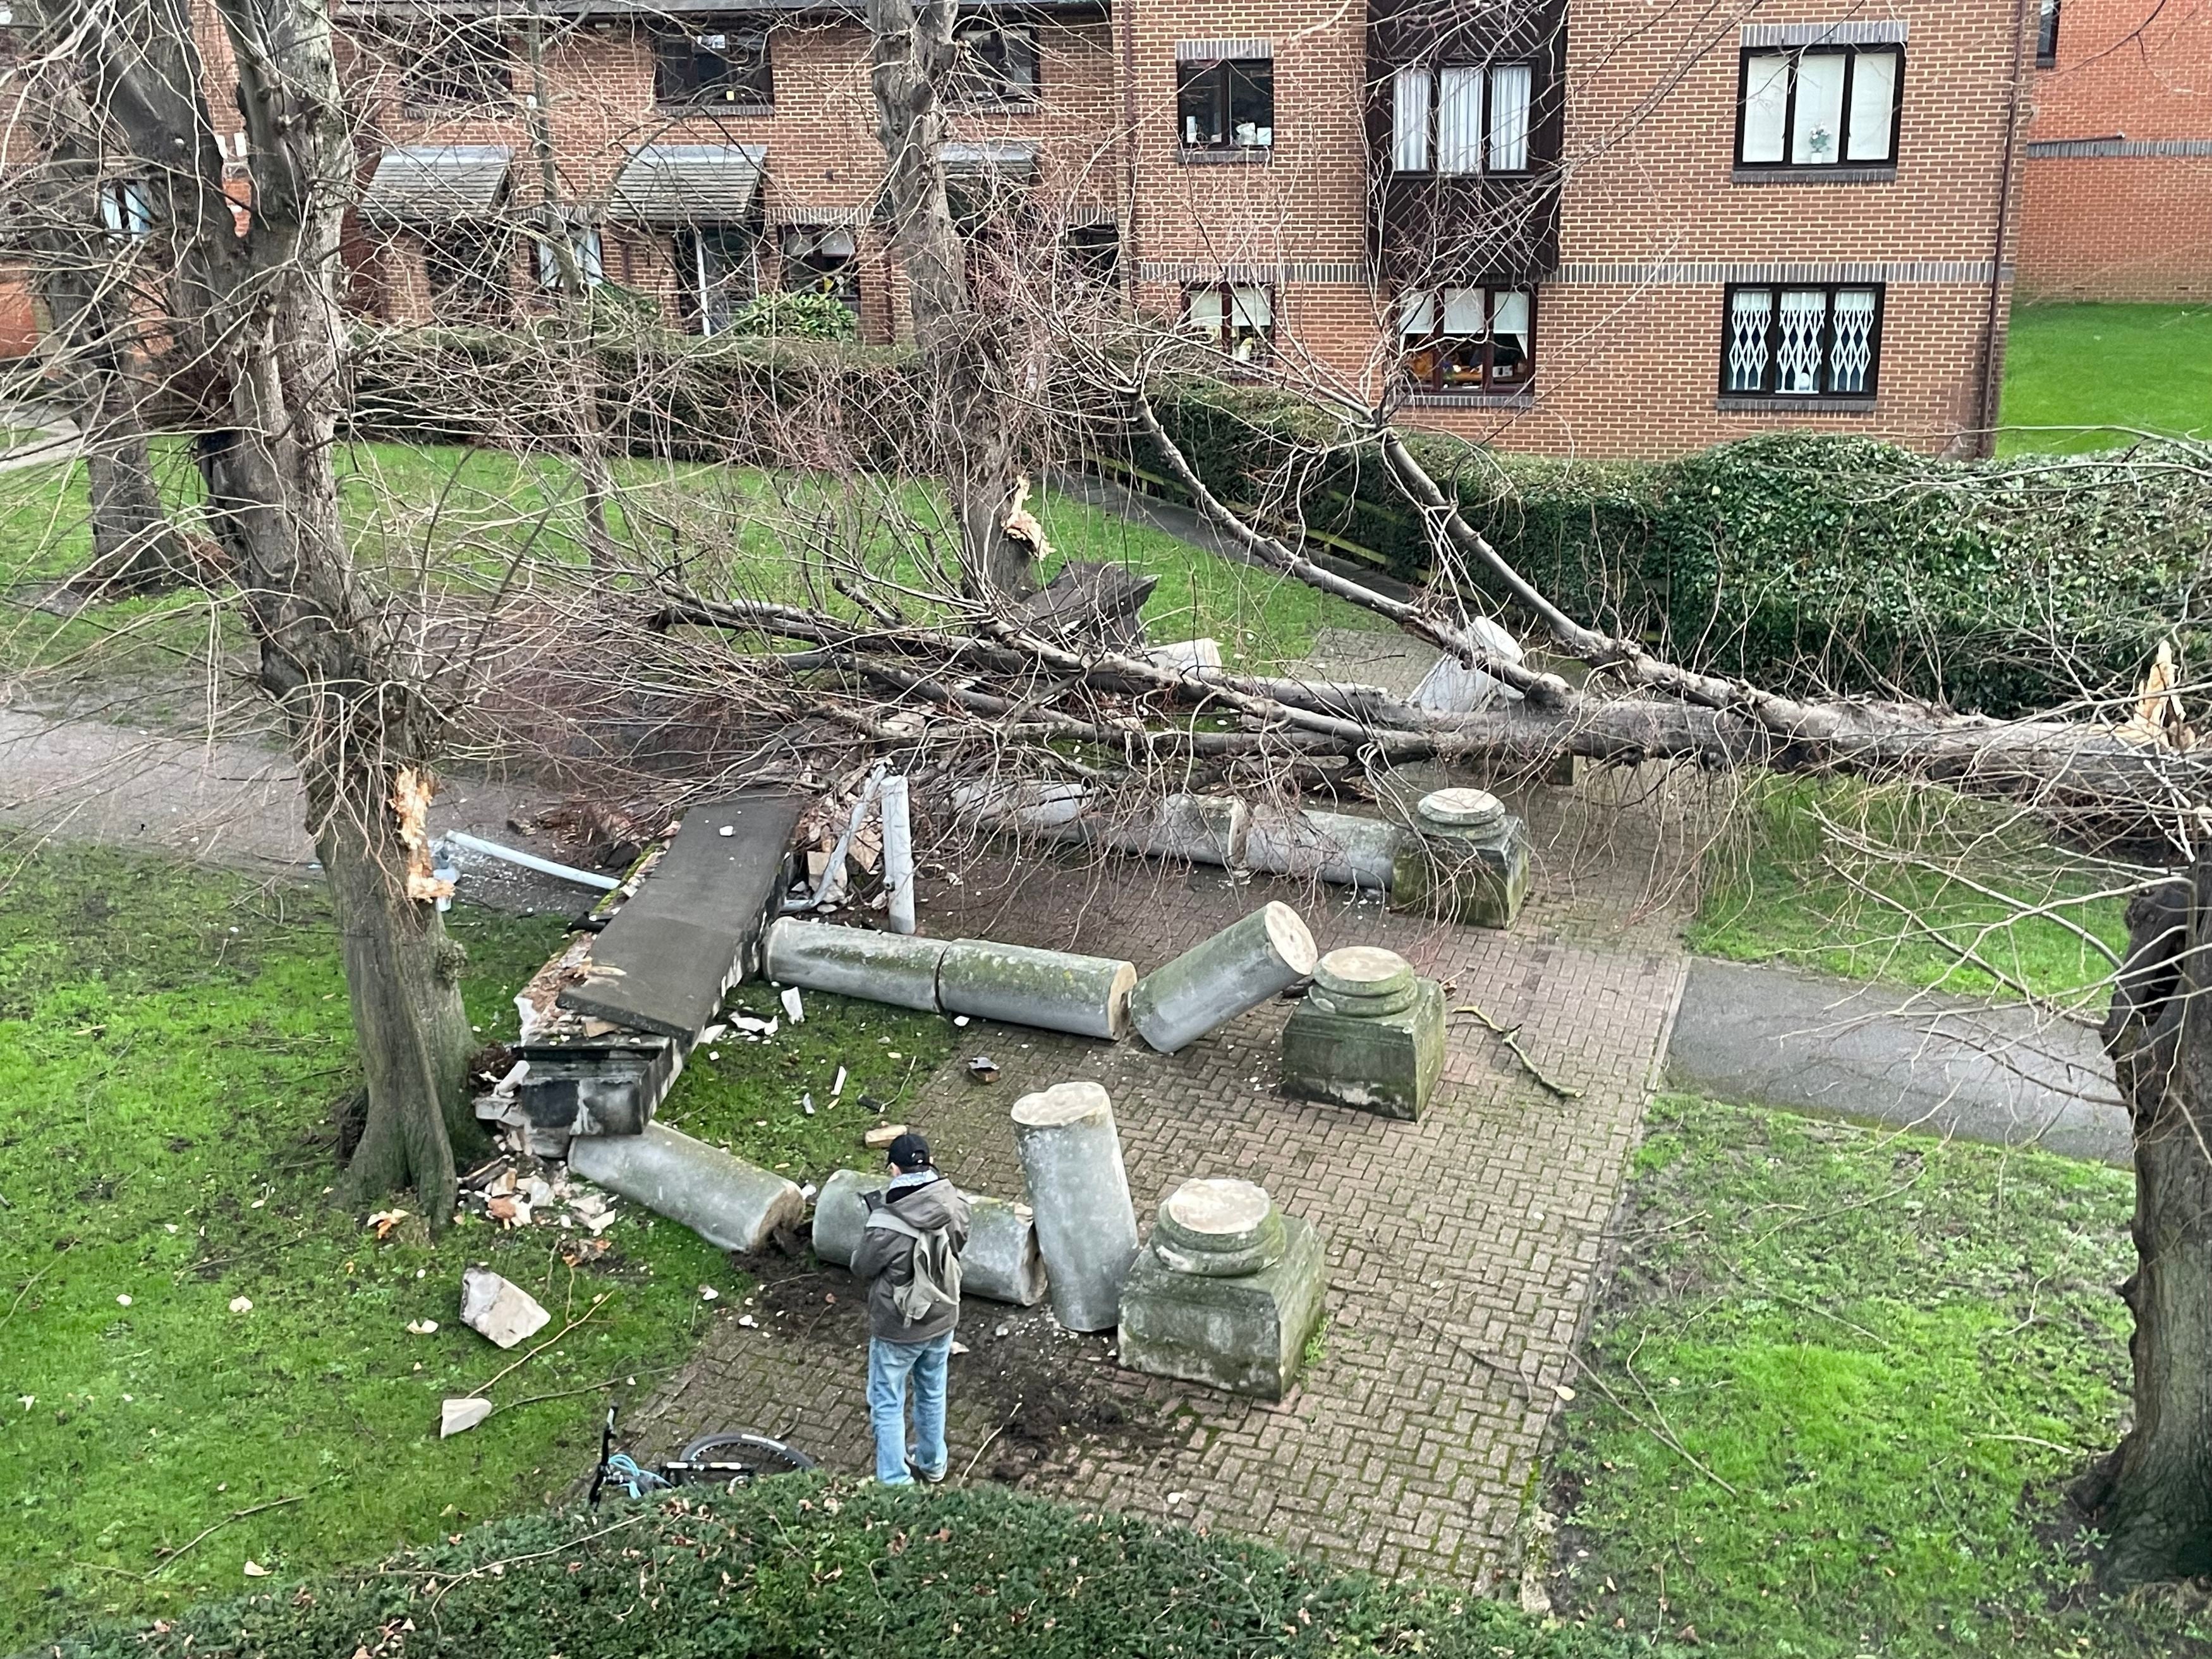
[863,1205,962,1325]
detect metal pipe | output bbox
[441,831,621,891]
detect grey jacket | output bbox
[850,1171,971,1344]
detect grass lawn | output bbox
[1548,1093,2209,1658]
[1687,775,2130,1005]
[1998,302,2212,453]
[0,842,949,1651]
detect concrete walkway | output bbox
[1667,957,2129,1165]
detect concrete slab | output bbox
[1665,957,2129,1165]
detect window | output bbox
[1399,287,1533,393]
[653,23,773,107]
[404,26,511,106]
[98,179,154,239]
[951,20,1038,105]
[1722,284,1881,399]
[2037,0,2061,68]
[678,229,757,336]
[1183,284,1272,362]
[423,225,511,325]
[1737,47,1901,169]
[1062,223,1121,286]
[535,227,604,290]
[781,225,860,312]
[1177,58,1272,154]
[1392,62,1533,174]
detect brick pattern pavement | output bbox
[638,835,1686,1588]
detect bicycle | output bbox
[588,1403,815,1505]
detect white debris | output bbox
[440,1397,494,1438]
[802,1094,816,1117]
[737,1314,758,1328]
[700,1023,727,1043]
[241,1560,270,1578]
[780,986,805,1023]
[458,1268,550,1350]
[699,1285,719,1301]
[407,1319,439,1335]
[228,1296,253,1314]
[718,825,735,837]
[115,1294,131,1307]
[831,1066,848,1098]
[952,1015,969,1028]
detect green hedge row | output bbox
[39,1480,1649,1659]
[1131,381,2212,717]
[348,328,2212,719]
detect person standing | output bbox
[851,1131,971,1485]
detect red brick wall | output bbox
[2019,0,2212,299]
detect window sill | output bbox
[658,100,775,118]
[1715,394,1877,415]
[1732,165,1897,185]
[1404,389,1536,409]
[1179,147,1273,166]
[949,99,1043,116]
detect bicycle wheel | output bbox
[669,1430,816,1484]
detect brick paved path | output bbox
[638,826,1687,1588]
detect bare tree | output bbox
[81,0,478,1222]
[865,0,1036,598]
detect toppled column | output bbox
[1241,806,1405,890]
[763,917,947,1012]
[1127,901,1318,1055]
[1011,1082,1139,1332]
[937,940,1137,1040]
[1280,946,1445,1120]
[1389,787,1531,928]
[1117,1178,1328,1401]
[812,1168,1047,1306]
[879,775,917,935]
[569,1123,805,1254]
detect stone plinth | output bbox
[1117,1178,1328,1401]
[1389,787,1531,928]
[1280,945,1446,1120]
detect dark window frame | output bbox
[1398,284,1536,394]
[422,222,512,325]
[98,178,155,239]
[1176,58,1274,156]
[2037,0,2062,68]
[676,226,760,336]
[652,21,774,109]
[403,25,513,108]
[1717,281,1886,401]
[949,18,1040,107]
[1390,60,1539,177]
[1182,281,1274,362]
[1732,45,1905,171]
[1061,222,1121,288]
[779,224,861,313]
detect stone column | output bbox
[1126,901,1318,1054]
[811,1168,1048,1306]
[1117,1177,1328,1401]
[1389,787,1531,928]
[569,1123,805,1254]
[763,917,947,1012]
[937,940,1137,1039]
[1011,1081,1139,1331]
[879,775,917,935]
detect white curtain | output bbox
[1441,288,1486,336]
[1792,52,1847,164]
[1400,288,1437,336]
[1185,288,1225,336]
[1437,66,1482,174]
[1740,53,1789,164]
[1488,64,1532,171]
[1846,49,1899,162]
[1492,290,1531,355]
[1393,68,1432,172]
[1231,286,1272,331]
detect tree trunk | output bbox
[18,0,186,595]
[87,0,477,1222]
[2084,863,2212,1583]
[865,0,1034,598]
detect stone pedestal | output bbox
[1117,1179,1328,1401]
[1011,1082,1139,1331]
[1127,901,1318,1055]
[1389,787,1530,928]
[1280,946,1445,1120]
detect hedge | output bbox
[1132,380,2212,718]
[346,328,2212,719]
[36,1480,1649,1659]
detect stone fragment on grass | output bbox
[440,1397,494,1438]
[458,1267,550,1350]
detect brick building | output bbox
[4,4,2038,458]
[2018,0,2212,300]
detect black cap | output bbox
[887,1131,932,1172]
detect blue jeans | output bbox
[867,1331,952,1484]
